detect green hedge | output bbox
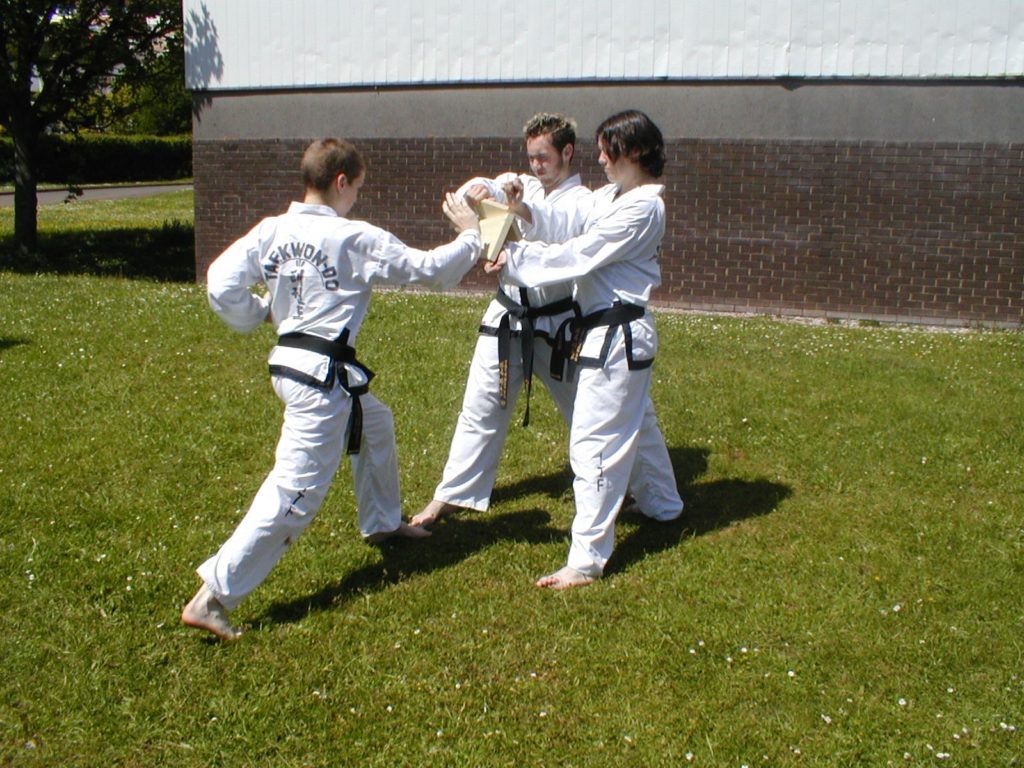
[0,134,191,184]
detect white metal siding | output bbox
[183,0,1024,90]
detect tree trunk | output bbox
[11,124,39,258]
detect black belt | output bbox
[494,288,577,427]
[276,330,374,455]
[570,301,646,361]
[577,301,645,331]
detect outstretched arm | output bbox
[501,194,664,289]
[358,195,483,291]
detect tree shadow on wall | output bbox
[185,1,224,119]
[0,224,195,282]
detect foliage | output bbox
[0,134,191,185]
[0,1,183,253]
[0,196,1021,765]
[67,14,191,135]
[0,1,181,133]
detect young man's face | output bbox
[526,133,572,193]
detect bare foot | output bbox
[410,500,463,527]
[366,521,432,544]
[181,583,242,641]
[535,566,595,590]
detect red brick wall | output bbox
[194,137,1024,327]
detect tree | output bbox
[68,12,190,136]
[103,36,191,135]
[0,1,180,256]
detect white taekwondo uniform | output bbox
[200,201,481,610]
[503,183,681,578]
[432,172,588,511]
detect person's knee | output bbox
[276,482,329,519]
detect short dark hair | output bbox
[595,110,666,178]
[523,112,577,153]
[300,138,365,191]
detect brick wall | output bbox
[194,137,1024,327]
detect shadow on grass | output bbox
[0,338,29,354]
[607,476,793,578]
[263,509,565,625]
[491,465,573,505]
[490,445,712,506]
[488,445,791,578]
[263,445,790,625]
[0,224,195,282]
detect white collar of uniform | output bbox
[526,173,583,200]
[287,201,338,217]
[555,173,583,192]
[608,182,664,200]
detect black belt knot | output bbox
[276,330,374,455]
[493,288,577,427]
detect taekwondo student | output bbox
[182,138,483,640]
[414,114,683,530]
[413,113,589,526]
[491,110,681,590]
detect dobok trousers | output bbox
[198,374,401,610]
[434,333,576,511]
[566,320,681,578]
[435,328,682,543]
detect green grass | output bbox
[0,196,1022,766]
[0,190,194,280]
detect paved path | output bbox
[0,183,192,208]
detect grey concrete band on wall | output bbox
[193,80,1024,143]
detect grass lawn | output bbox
[0,189,194,280]
[0,193,1022,766]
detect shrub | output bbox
[0,134,191,184]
